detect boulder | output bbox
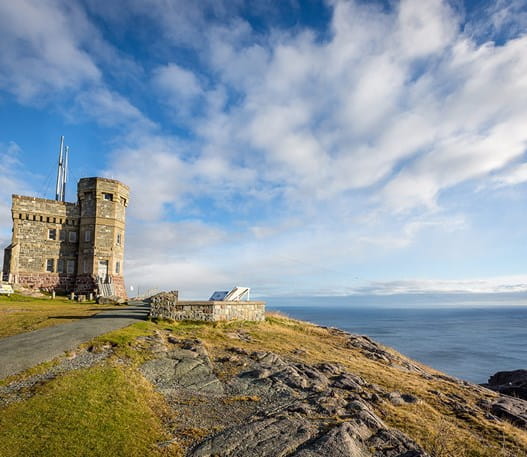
[489,396,527,429]
[96,295,127,305]
[484,369,527,400]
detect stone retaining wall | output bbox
[207,302,266,322]
[149,291,265,322]
[149,291,180,320]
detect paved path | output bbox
[0,301,149,380]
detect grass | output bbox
[0,293,117,338]
[0,364,180,457]
[88,320,159,363]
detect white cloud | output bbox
[0,0,100,102]
[154,63,203,100]
[491,163,527,187]
[0,142,37,266]
[75,87,155,129]
[127,220,227,260]
[397,0,459,58]
[355,276,527,295]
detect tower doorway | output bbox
[98,260,108,281]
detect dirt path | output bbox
[0,301,149,379]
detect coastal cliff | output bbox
[1,312,526,456]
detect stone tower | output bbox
[75,178,129,298]
[2,177,129,299]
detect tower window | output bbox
[46,259,54,272]
[57,259,65,273]
[67,260,75,274]
[48,229,57,240]
[103,193,113,201]
[120,197,127,206]
[69,231,77,242]
[83,259,89,274]
[60,230,66,241]
[116,233,121,245]
[85,230,91,242]
[115,261,120,274]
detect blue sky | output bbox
[1,0,526,298]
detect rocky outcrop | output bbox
[140,334,429,457]
[487,396,527,429]
[478,369,527,430]
[140,337,223,395]
[483,369,527,400]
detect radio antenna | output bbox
[55,136,64,201]
[55,136,69,201]
[62,145,69,201]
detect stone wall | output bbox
[9,195,80,275]
[15,273,76,292]
[149,291,180,319]
[76,177,128,298]
[112,276,127,299]
[149,291,266,322]
[74,274,97,296]
[209,302,266,322]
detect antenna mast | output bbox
[55,136,69,202]
[62,145,69,201]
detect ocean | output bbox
[264,294,527,384]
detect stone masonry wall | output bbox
[111,276,127,300]
[76,177,128,299]
[211,302,265,322]
[149,291,265,322]
[74,274,97,296]
[16,273,76,292]
[149,291,180,319]
[10,196,79,275]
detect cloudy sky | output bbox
[1,0,526,298]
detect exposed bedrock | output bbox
[483,369,527,400]
[139,333,430,456]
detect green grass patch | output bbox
[0,364,177,457]
[92,320,156,347]
[0,294,113,338]
[89,321,158,363]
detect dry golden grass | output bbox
[148,313,527,457]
